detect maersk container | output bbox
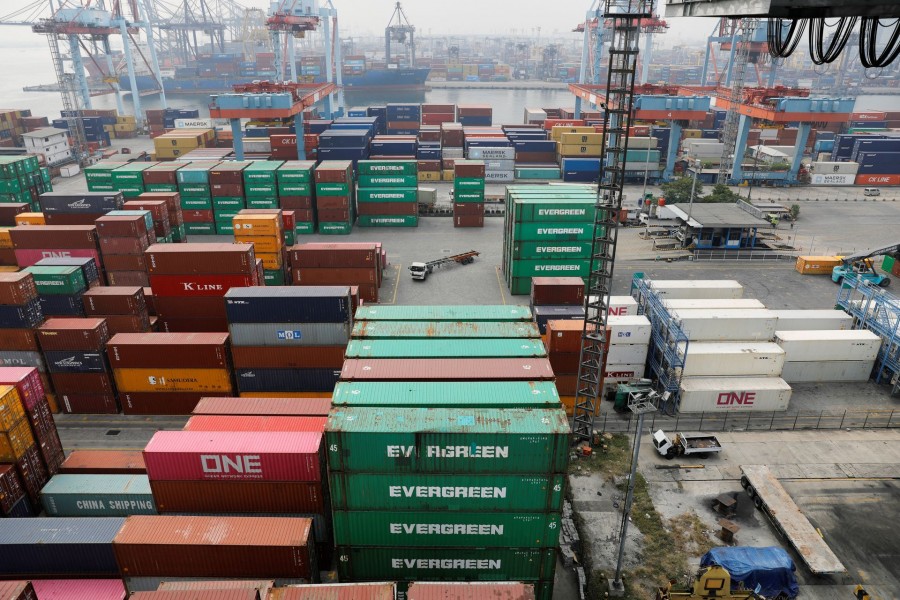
[662,298,766,310]
[229,322,351,347]
[351,321,541,339]
[235,368,340,392]
[774,330,881,362]
[354,305,532,322]
[336,546,557,582]
[224,287,352,324]
[329,472,566,512]
[671,309,777,341]
[770,310,853,331]
[678,377,792,413]
[331,381,560,409]
[605,343,649,365]
[647,279,744,299]
[344,339,547,359]
[326,407,569,474]
[332,510,561,548]
[0,517,124,577]
[780,359,873,383]
[41,474,157,516]
[608,315,652,345]
[681,342,785,377]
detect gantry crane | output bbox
[267,1,320,82]
[385,2,416,67]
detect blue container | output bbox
[855,151,900,174]
[225,286,351,324]
[236,368,341,392]
[417,148,442,160]
[330,123,375,135]
[38,294,85,318]
[701,129,720,139]
[563,171,600,183]
[318,131,372,148]
[44,351,107,374]
[459,116,492,126]
[6,496,34,518]
[0,517,124,577]
[371,141,417,155]
[386,104,421,119]
[307,119,334,134]
[0,300,44,328]
[466,139,512,148]
[317,146,370,161]
[561,158,602,173]
[532,305,585,334]
[348,108,368,117]
[513,140,557,153]
[385,129,419,136]
[35,257,101,285]
[851,139,900,162]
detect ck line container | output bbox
[330,381,561,409]
[678,377,792,413]
[325,407,569,474]
[41,474,156,516]
[343,339,547,358]
[354,305,532,322]
[680,342,786,377]
[351,321,541,339]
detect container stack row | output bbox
[97,210,155,287]
[82,286,152,335]
[233,212,286,285]
[314,160,355,235]
[356,160,418,227]
[124,195,179,243]
[291,243,383,303]
[453,160,485,227]
[277,161,317,235]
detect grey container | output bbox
[0,351,45,372]
[41,474,157,517]
[229,322,351,347]
[0,517,124,577]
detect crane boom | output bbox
[842,244,900,265]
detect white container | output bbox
[244,139,272,153]
[647,279,744,300]
[606,343,649,365]
[524,108,547,123]
[810,173,856,186]
[468,147,515,160]
[670,309,777,341]
[771,310,853,331]
[627,137,658,149]
[607,315,651,345]
[60,164,80,177]
[442,147,465,159]
[483,159,516,171]
[680,342,785,377]
[810,161,860,175]
[663,299,766,310]
[588,295,638,317]
[780,359,873,383]
[678,377,792,413]
[775,330,881,362]
[603,363,646,384]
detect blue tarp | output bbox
[700,546,799,598]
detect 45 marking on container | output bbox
[277,330,302,340]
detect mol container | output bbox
[780,360,873,383]
[680,343,785,377]
[41,474,156,516]
[648,279,743,299]
[774,330,881,362]
[326,407,570,474]
[330,381,561,409]
[662,298,766,310]
[671,309,777,341]
[678,377,792,413]
[0,517,124,577]
[607,315,652,345]
[770,310,853,331]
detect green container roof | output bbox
[344,339,547,358]
[244,161,284,172]
[331,381,561,408]
[178,161,221,171]
[41,474,151,495]
[351,321,541,339]
[327,407,570,435]
[354,305,532,322]
[26,265,80,276]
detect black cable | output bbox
[809,16,857,65]
[767,18,806,58]
[859,17,900,68]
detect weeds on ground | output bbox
[567,432,632,479]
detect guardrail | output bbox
[692,249,797,261]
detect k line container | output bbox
[780,360,874,383]
[680,342,786,377]
[678,377,792,413]
[41,474,156,516]
[332,510,561,547]
[647,279,744,299]
[143,430,324,482]
[671,309,778,341]
[113,515,316,579]
[229,323,351,347]
[344,339,547,358]
[661,298,766,310]
[351,321,541,339]
[770,310,853,331]
[326,407,569,474]
[331,381,560,409]
[191,396,332,417]
[354,305,532,322]
[774,330,881,362]
[340,358,554,382]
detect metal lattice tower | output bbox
[46,34,88,166]
[717,18,758,185]
[572,0,652,441]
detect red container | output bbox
[9,226,98,249]
[0,247,17,265]
[284,209,313,222]
[421,113,456,126]
[83,286,145,315]
[0,464,25,513]
[53,372,115,394]
[112,515,315,579]
[101,314,151,335]
[314,161,352,183]
[96,214,150,238]
[0,203,29,226]
[59,392,119,413]
[211,183,245,197]
[182,210,214,223]
[210,165,248,185]
[107,332,229,368]
[357,203,417,216]
[340,358,555,381]
[0,272,38,304]
[107,271,150,287]
[192,396,332,417]
[59,449,146,474]
[290,243,378,269]
[149,479,326,515]
[417,160,441,172]
[14,248,101,269]
[0,581,35,600]
[158,317,229,333]
[453,202,484,216]
[292,268,377,285]
[143,430,324,482]
[0,366,43,412]
[543,118,585,130]
[120,392,209,415]
[548,352,579,374]
[146,244,256,275]
[855,174,900,185]
[150,273,255,297]
[131,591,256,600]
[270,583,395,600]
[406,583,533,599]
[138,192,181,221]
[531,277,586,306]
[279,196,313,210]
[454,214,484,227]
[124,200,171,236]
[316,209,350,222]
[0,329,40,351]
[99,236,151,255]
[184,415,327,433]
[231,346,345,369]
[33,430,65,476]
[315,197,350,210]
[153,295,227,320]
[453,160,486,178]
[37,318,110,351]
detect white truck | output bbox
[653,430,723,459]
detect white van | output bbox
[864,187,881,196]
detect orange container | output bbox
[546,320,606,354]
[113,368,233,393]
[559,395,576,416]
[238,236,283,255]
[0,418,34,462]
[233,214,282,237]
[14,213,45,226]
[0,385,25,430]
[256,252,284,270]
[795,255,843,275]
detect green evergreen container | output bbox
[351,321,540,339]
[178,184,211,197]
[171,223,187,242]
[357,215,418,227]
[246,197,279,209]
[454,191,484,203]
[355,305,532,322]
[244,184,277,197]
[278,182,312,196]
[111,162,155,184]
[331,381,560,409]
[333,511,561,548]
[176,161,220,185]
[41,474,156,517]
[357,188,418,203]
[263,269,286,286]
[295,222,316,235]
[319,221,353,234]
[509,259,592,278]
[180,197,212,210]
[25,266,86,295]
[511,241,594,259]
[211,197,245,210]
[326,407,570,474]
[145,184,178,193]
[283,229,296,246]
[243,161,283,188]
[511,202,596,222]
[344,339,546,358]
[185,222,215,235]
[276,161,316,183]
[512,222,595,241]
[0,179,22,193]
[214,208,241,220]
[329,472,566,512]
[357,175,417,188]
[453,178,486,190]
[215,221,235,235]
[316,183,351,197]
[358,160,417,176]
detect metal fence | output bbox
[692,249,797,261]
[594,408,898,433]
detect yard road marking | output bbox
[387,264,402,305]
[495,266,507,305]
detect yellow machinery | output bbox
[656,566,765,600]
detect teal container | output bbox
[107,210,153,233]
[319,221,353,234]
[344,339,546,358]
[171,223,187,242]
[512,222,595,241]
[263,269,286,286]
[357,160,417,176]
[176,161,221,185]
[357,175,417,188]
[316,183,351,197]
[276,160,316,183]
[511,240,593,259]
[243,161,283,187]
[41,474,156,516]
[333,511,561,548]
[357,215,418,227]
[331,381,560,409]
[329,472,566,512]
[180,197,212,210]
[295,222,316,235]
[354,305,532,322]
[185,222,215,235]
[356,188,418,203]
[515,167,561,180]
[325,407,570,474]
[25,266,86,296]
[283,229,296,246]
[351,321,540,339]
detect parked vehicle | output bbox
[653,430,723,459]
[409,250,479,281]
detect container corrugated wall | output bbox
[0,517,124,577]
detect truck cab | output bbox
[409,262,430,280]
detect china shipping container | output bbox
[339,358,554,382]
[330,381,560,409]
[353,305,532,322]
[191,396,332,417]
[0,517,124,577]
[41,474,157,516]
[351,321,540,339]
[60,449,146,474]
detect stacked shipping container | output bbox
[83,287,152,335]
[277,161,317,235]
[356,160,419,227]
[291,243,382,303]
[314,161,355,235]
[97,211,155,287]
[453,160,485,227]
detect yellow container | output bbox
[0,267,19,273]
[796,255,843,275]
[15,213,45,226]
[551,126,595,140]
[117,115,137,124]
[112,368,233,393]
[103,125,115,133]
[418,172,440,181]
[558,144,603,157]
[0,229,12,249]
[256,252,284,270]
[0,386,24,431]
[46,393,59,414]
[560,133,604,145]
[239,392,333,398]
[239,236,283,256]
[442,169,455,181]
[683,129,702,139]
[114,124,136,132]
[0,418,34,462]
[232,215,282,238]
[559,395,575,417]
